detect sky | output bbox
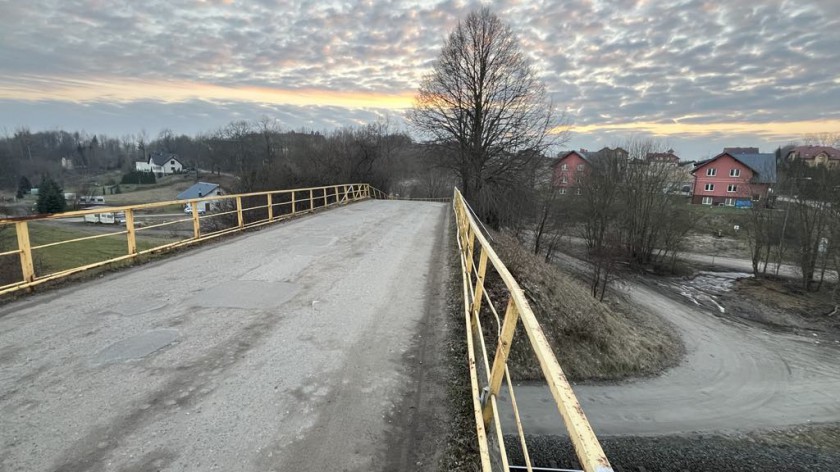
[1,0,839,160]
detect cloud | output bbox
[1,0,839,157]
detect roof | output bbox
[177,182,220,200]
[551,150,590,167]
[692,152,777,184]
[787,145,840,160]
[732,153,777,184]
[723,147,759,155]
[149,151,182,166]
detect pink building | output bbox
[551,150,589,195]
[551,148,628,195]
[691,152,776,206]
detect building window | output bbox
[576,188,582,195]
[725,198,735,206]
[702,197,712,205]
[171,160,175,165]
[561,176,568,184]
[727,184,737,192]
[558,188,566,195]
[704,183,714,191]
[577,164,585,171]
[730,168,740,177]
[561,163,568,170]
[706,168,717,176]
[575,177,581,184]
[752,194,761,201]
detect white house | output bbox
[135,152,184,175]
[177,182,223,213]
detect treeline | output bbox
[744,160,840,292]
[0,120,456,197]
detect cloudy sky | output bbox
[1,0,839,159]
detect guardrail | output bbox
[368,187,451,203]
[452,188,613,472]
[0,183,370,296]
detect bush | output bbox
[121,170,156,185]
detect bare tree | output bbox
[410,7,563,227]
[803,132,840,148]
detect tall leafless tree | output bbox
[409,7,563,227]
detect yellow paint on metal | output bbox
[15,221,35,283]
[452,188,614,472]
[189,200,201,239]
[126,209,137,255]
[0,183,370,296]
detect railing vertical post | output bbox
[267,193,274,221]
[465,227,476,277]
[323,188,328,207]
[471,248,489,319]
[125,209,137,255]
[189,200,200,238]
[334,185,339,204]
[15,221,35,283]
[236,196,244,228]
[482,298,520,424]
[291,191,296,214]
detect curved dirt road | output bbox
[500,267,840,436]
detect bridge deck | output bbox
[0,200,450,472]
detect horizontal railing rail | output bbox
[368,186,451,202]
[452,188,613,472]
[0,183,371,296]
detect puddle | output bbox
[666,271,752,313]
[93,329,180,365]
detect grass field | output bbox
[1,222,177,279]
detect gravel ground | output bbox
[504,430,840,471]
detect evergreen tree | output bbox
[36,176,67,214]
[17,176,32,198]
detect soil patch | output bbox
[723,277,840,337]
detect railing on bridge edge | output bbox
[0,183,371,296]
[453,188,614,472]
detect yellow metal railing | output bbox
[453,188,613,472]
[0,183,371,296]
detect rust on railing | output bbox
[0,183,371,296]
[452,187,613,472]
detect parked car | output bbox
[184,204,206,215]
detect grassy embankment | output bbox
[482,232,683,382]
[1,222,176,278]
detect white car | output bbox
[183,204,206,215]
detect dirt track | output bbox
[500,255,840,436]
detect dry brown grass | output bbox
[480,232,682,382]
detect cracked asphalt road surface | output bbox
[0,200,449,472]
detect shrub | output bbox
[121,170,156,185]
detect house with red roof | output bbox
[691,151,777,206]
[785,145,840,168]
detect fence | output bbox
[452,188,613,472]
[0,183,370,296]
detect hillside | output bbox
[484,232,683,382]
